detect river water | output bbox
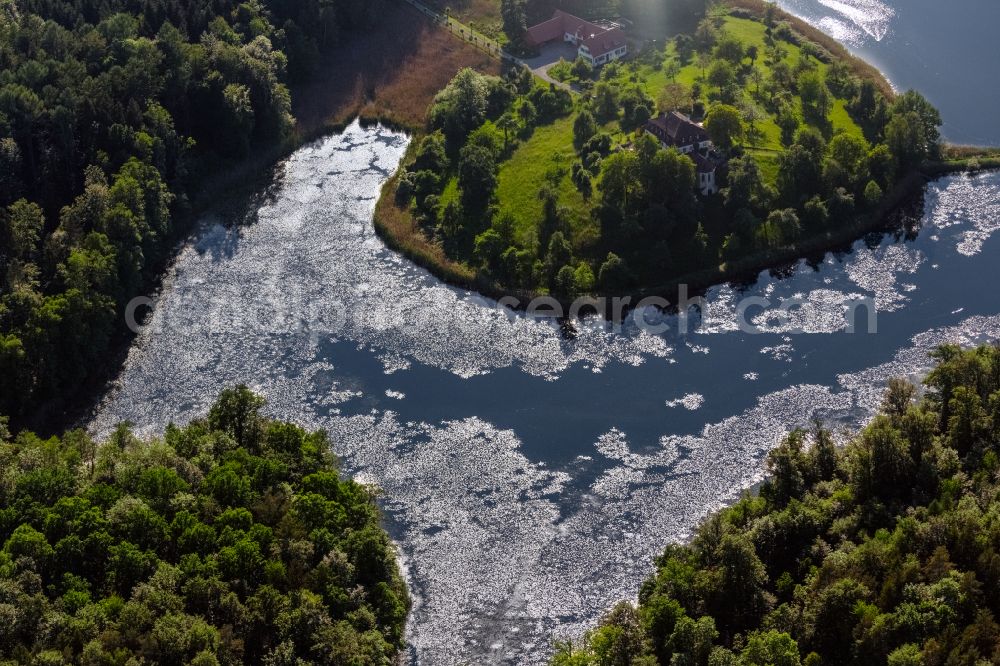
[91,121,1000,663]
[91,4,1000,663]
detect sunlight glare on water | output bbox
[93,124,1000,664]
[815,0,894,44]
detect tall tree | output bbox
[501,0,527,44]
[704,104,743,150]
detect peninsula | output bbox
[374,0,998,304]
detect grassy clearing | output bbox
[747,148,781,182]
[830,99,863,139]
[496,114,593,247]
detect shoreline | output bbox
[369,0,1000,316]
[48,2,1000,434]
[374,160,1000,316]
[724,0,895,99]
[34,2,491,437]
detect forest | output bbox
[553,344,1000,665]
[387,3,942,299]
[0,386,409,664]
[0,0,387,429]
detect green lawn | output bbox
[747,148,781,184]
[495,114,594,249]
[480,12,875,264]
[830,99,864,139]
[607,16,866,150]
[439,174,459,209]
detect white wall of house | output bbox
[641,129,718,195]
[699,170,717,195]
[576,44,626,66]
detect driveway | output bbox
[520,41,579,91]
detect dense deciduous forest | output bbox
[553,345,1000,665]
[0,0,385,429]
[0,387,409,664]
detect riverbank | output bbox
[725,0,894,98]
[370,0,996,314]
[629,168,931,305]
[554,344,1000,665]
[89,120,1000,665]
[375,161,998,315]
[43,2,498,437]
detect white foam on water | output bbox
[90,123,1000,664]
[665,393,705,410]
[927,172,1000,257]
[817,0,894,42]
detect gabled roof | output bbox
[525,10,624,56]
[524,13,566,46]
[581,27,626,56]
[691,152,717,174]
[646,111,709,147]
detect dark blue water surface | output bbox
[91,121,1000,663]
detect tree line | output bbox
[553,344,1000,665]
[0,0,383,429]
[0,387,409,664]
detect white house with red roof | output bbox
[525,10,627,66]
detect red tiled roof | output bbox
[525,10,623,56]
[581,27,626,56]
[525,14,565,46]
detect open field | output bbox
[495,115,596,249]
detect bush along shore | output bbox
[552,344,1000,664]
[373,0,998,313]
[0,387,409,664]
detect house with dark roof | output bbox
[645,111,712,154]
[644,111,720,195]
[525,10,627,67]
